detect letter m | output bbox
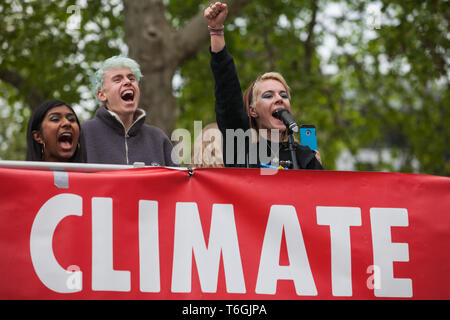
[171,202,246,293]
[225,128,257,165]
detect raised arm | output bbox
[204,2,249,132]
[204,2,227,53]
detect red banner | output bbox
[0,166,449,300]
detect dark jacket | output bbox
[81,106,177,166]
[210,47,323,170]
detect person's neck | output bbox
[105,106,135,132]
[258,128,287,143]
[121,115,134,132]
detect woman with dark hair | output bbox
[26,100,85,162]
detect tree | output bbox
[0,0,125,109]
[169,0,450,175]
[0,0,251,155]
[122,0,252,135]
[331,0,450,175]
[0,0,448,176]
[0,0,124,159]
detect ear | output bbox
[32,130,44,144]
[97,89,107,103]
[248,105,258,118]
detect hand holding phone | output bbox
[299,124,318,151]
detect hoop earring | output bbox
[41,143,46,159]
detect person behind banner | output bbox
[81,55,178,166]
[192,122,224,168]
[26,100,85,163]
[204,2,322,169]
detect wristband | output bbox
[208,25,224,31]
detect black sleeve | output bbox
[295,143,324,170]
[210,46,249,133]
[210,47,251,167]
[306,156,324,170]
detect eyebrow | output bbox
[262,89,288,94]
[47,111,75,117]
[111,73,136,79]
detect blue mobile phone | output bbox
[299,125,318,151]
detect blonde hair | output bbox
[192,123,224,168]
[243,72,291,130]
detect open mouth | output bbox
[121,89,135,102]
[272,109,283,119]
[58,132,73,150]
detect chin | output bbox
[271,125,286,132]
[121,104,137,113]
[122,100,135,106]
[59,153,74,161]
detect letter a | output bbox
[256,205,317,295]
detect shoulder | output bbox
[293,142,323,169]
[81,116,106,132]
[140,124,172,142]
[81,107,105,128]
[81,118,97,127]
[294,142,313,153]
[81,118,97,131]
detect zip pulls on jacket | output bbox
[106,109,146,165]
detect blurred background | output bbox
[0,0,448,176]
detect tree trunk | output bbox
[0,69,44,111]
[304,0,318,75]
[123,0,252,136]
[123,0,178,135]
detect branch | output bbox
[176,0,253,65]
[123,0,171,66]
[262,25,276,70]
[0,68,44,110]
[304,0,318,75]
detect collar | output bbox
[97,106,146,136]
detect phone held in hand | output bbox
[299,124,318,151]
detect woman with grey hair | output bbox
[81,55,178,166]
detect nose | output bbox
[123,77,132,85]
[61,117,72,128]
[274,93,284,104]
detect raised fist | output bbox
[204,2,228,28]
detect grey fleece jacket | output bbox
[81,106,177,166]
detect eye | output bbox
[262,93,273,99]
[67,115,76,122]
[49,116,60,122]
[128,75,136,82]
[280,92,289,99]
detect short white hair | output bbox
[91,55,143,99]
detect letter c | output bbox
[30,193,82,293]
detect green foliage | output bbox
[332,0,450,175]
[175,0,449,175]
[165,0,206,27]
[0,0,124,157]
[0,82,29,160]
[1,0,448,176]
[1,0,122,104]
